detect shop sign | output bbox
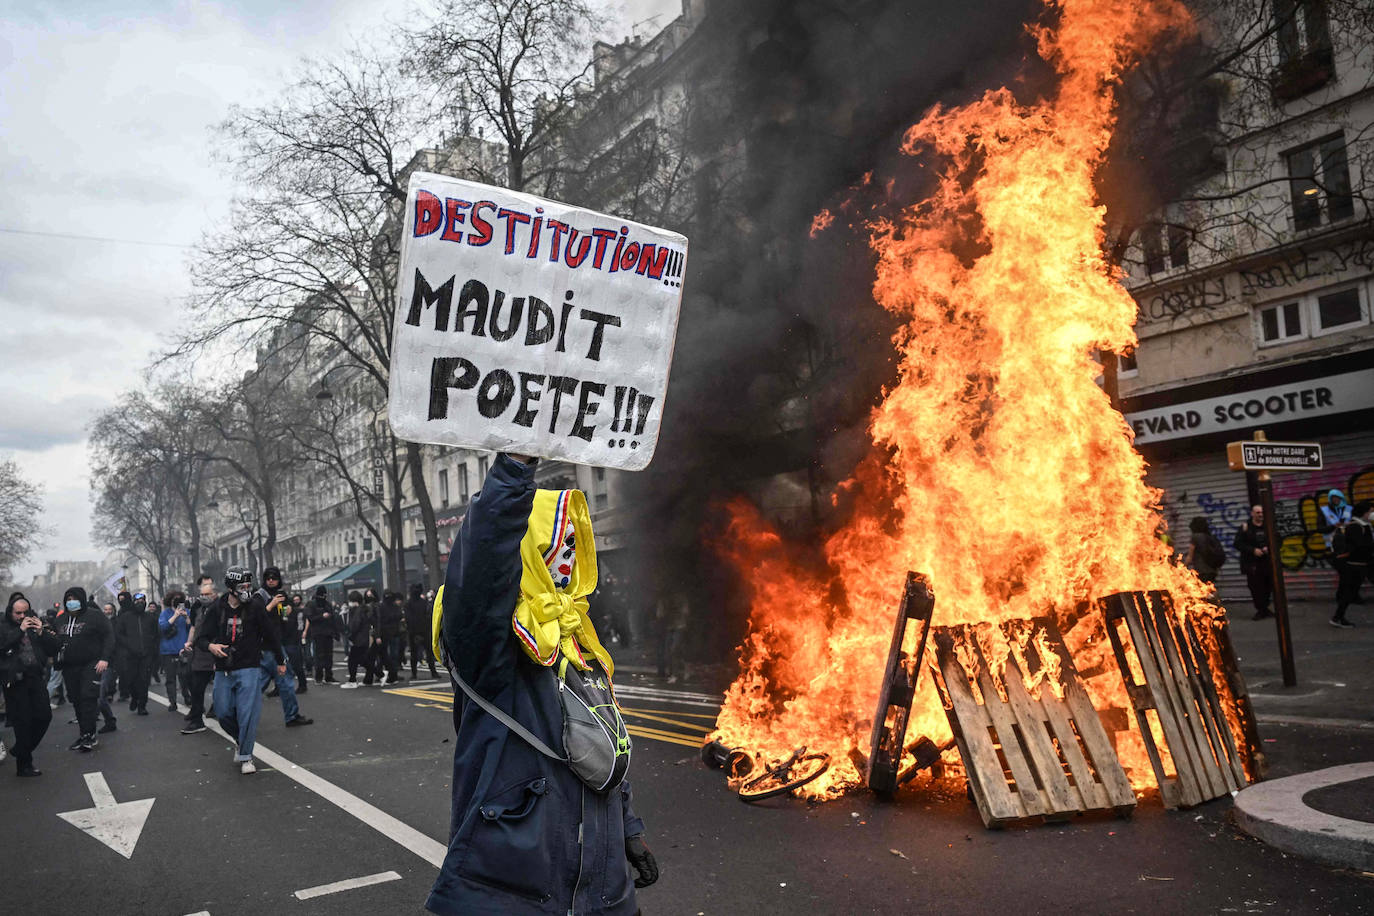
[1125,367,1374,445]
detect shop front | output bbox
[1122,347,1374,605]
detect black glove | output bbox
[625,834,659,888]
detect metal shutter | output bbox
[1144,429,1374,605]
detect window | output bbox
[347,540,357,556]
[1274,0,1331,66]
[458,465,470,503]
[1118,348,1139,378]
[362,537,372,552]
[1256,284,1367,345]
[1315,287,1364,332]
[1259,301,1304,344]
[439,468,450,507]
[478,456,490,482]
[1137,222,1189,275]
[1287,135,1354,231]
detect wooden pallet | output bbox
[866,572,936,795]
[932,618,1136,828]
[1099,591,1250,808]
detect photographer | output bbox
[195,566,285,774]
[2,593,60,776]
[158,591,192,713]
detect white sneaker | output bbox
[240,760,257,775]
[340,682,360,689]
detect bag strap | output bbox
[447,662,568,764]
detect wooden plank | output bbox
[1144,592,1229,799]
[867,573,935,795]
[1117,592,1204,807]
[989,639,1082,814]
[1208,613,1265,779]
[1101,593,1180,808]
[971,661,1049,816]
[934,631,1021,825]
[1044,615,1132,807]
[1178,614,1248,790]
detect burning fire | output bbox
[711,0,1227,798]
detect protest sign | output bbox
[388,172,688,471]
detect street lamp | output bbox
[315,363,356,401]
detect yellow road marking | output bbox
[382,687,708,749]
[627,726,702,749]
[620,706,718,721]
[620,708,717,733]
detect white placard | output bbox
[388,172,688,470]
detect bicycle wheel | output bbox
[737,753,830,802]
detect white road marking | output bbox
[182,911,212,915]
[56,772,155,860]
[293,871,404,900]
[144,693,447,867]
[613,684,720,706]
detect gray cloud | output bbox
[0,389,110,450]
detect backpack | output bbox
[1200,532,1227,570]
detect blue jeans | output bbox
[47,665,65,702]
[213,668,265,760]
[259,650,299,724]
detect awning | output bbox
[295,569,335,592]
[318,557,383,590]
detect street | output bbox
[4,622,1373,916]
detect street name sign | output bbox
[388,172,688,471]
[1226,440,1323,472]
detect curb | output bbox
[1233,761,1374,872]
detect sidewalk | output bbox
[1222,596,1374,871]
[1223,597,1374,725]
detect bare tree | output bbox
[406,0,601,193]
[284,368,413,588]
[91,455,183,597]
[88,386,212,576]
[0,457,43,588]
[179,46,453,586]
[1103,0,1374,317]
[191,375,302,571]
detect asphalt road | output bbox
[2,661,1372,916]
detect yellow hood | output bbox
[432,488,613,676]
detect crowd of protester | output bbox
[0,565,449,777]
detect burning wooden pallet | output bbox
[866,572,936,795]
[932,618,1136,828]
[1100,590,1251,808]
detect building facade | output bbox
[1119,0,1374,604]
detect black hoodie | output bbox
[2,591,60,681]
[194,592,284,671]
[114,592,159,656]
[404,584,429,635]
[56,587,114,669]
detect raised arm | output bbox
[442,453,538,695]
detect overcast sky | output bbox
[0,0,677,583]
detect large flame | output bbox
[711,0,1225,798]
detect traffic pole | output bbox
[1254,430,1296,687]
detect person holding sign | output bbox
[425,453,657,916]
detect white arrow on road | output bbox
[57,772,155,859]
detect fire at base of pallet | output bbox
[703,573,1262,829]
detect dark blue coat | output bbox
[427,454,644,916]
